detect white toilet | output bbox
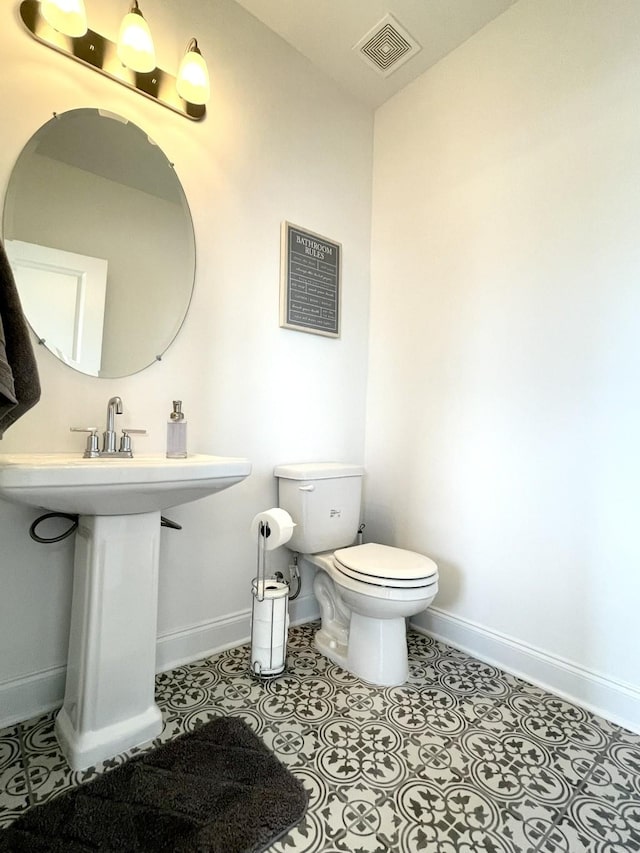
[274,462,438,686]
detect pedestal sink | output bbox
[0,453,251,769]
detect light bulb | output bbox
[176,39,210,105]
[117,1,156,73]
[41,0,88,37]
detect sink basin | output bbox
[0,452,252,515]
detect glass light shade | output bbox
[176,42,210,105]
[117,6,156,73]
[41,0,88,37]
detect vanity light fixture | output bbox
[18,0,208,120]
[176,39,210,106]
[40,0,87,37]
[116,1,156,74]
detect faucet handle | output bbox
[119,428,147,455]
[70,427,100,458]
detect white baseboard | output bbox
[155,609,250,674]
[0,665,67,730]
[411,607,640,735]
[5,600,636,736]
[0,593,320,730]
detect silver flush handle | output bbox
[298,484,315,492]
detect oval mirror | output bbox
[2,108,195,378]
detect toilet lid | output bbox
[334,543,437,583]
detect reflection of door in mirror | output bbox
[6,240,107,376]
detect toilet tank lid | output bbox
[274,462,364,480]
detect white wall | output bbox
[0,0,372,724]
[367,0,640,729]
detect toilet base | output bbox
[314,628,348,671]
[314,612,409,686]
[310,554,428,686]
[312,570,350,669]
[347,612,409,686]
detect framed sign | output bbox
[280,222,341,338]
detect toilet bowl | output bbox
[275,462,439,687]
[308,543,438,686]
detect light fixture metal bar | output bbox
[19,0,205,121]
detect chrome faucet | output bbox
[103,396,123,454]
[70,396,147,457]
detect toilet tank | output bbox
[274,462,364,554]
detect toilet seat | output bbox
[335,564,438,590]
[334,543,438,589]
[328,562,437,601]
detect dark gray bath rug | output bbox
[0,716,308,852]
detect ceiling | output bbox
[233,0,517,109]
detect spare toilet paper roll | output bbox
[250,508,295,550]
[251,594,289,648]
[251,582,289,674]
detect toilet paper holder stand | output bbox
[250,520,289,681]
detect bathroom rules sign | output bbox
[280,222,341,338]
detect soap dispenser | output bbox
[166,400,187,458]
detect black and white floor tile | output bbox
[1,623,639,851]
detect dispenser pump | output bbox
[166,400,187,458]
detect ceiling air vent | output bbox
[354,13,421,78]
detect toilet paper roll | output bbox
[252,621,289,651]
[251,589,289,674]
[250,508,296,550]
[252,599,289,647]
[251,643,286,674]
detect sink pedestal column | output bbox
[55,511,163,770]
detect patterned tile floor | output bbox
[1,623,639,852]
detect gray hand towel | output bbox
[0,312,18,409]
[0,237,41,438]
